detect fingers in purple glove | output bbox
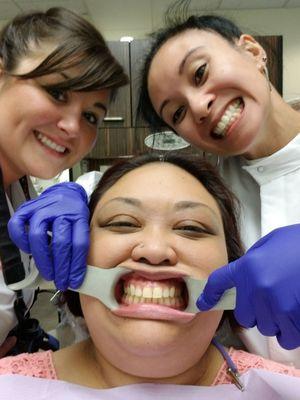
[69,219,89,289]
[270,292,300,350]
[254,302,279,336]
[52,217,73,291]
[276,313,300,350]
[196,263,236,311]
[29,214,54,281]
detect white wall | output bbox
[86,1,300,100]
[220,8,300,101]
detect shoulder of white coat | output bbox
[76,171,103,199]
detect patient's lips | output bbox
[113,272,195,323]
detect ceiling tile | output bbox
[189,0,222,11]
[0,1,21,19]
[220,0,286,9]
[86,0,152,31]
[15,0,88,15]
[284,0,300,7]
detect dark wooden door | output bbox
[255,35,283,94]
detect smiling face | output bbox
[81,161,228,379]
[148,29,272,157]
[0,47,110,187]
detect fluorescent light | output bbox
[120,36,134,42]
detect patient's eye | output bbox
[174,222,213,238]
[101,216,140,232]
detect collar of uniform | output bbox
[239,133,300,185]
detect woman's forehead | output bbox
[96,162,222,216]
[155,29,231,58]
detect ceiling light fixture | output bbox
[120,36,134,42]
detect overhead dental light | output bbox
[144,131,190,151]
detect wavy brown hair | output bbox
[0,7,128,98]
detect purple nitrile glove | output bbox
[197,224,300,350]
[8,182,90,290]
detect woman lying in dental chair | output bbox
[0,153,299,397]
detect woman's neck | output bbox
[243,92,300,160]
[53,338,224,389]
[0,151,23,190]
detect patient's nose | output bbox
[131,232,177,266]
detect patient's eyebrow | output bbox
[99,197,142,210]
[100,198,219,218]
[174,200,220,220]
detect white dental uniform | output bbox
[0,177,36,346]
[220,132,300,367]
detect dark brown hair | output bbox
[65,152,243,321]
[0,7,128,97]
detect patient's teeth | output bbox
[164,298,171,306]
[153,287,162,298]
[121,279,184,309]
[130,284,135,296]
[143,287,152,298]
[169,287,175,297]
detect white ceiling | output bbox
[1,0,300,21]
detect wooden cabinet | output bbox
[130,39,152,127]
[86,35,283,164]
[87,39,152,160]
[87,41,133,160]
[103,41,131,127]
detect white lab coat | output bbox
[0,177,36,345]
[220,133,300,366]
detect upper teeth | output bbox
[124,282,181,299]
[121,280,185,309]
[213,99,243,137]
[36,131,66,153]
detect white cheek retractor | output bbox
[7,263,236,312]
[73,265,236,312]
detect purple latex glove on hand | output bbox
[8,182,90,290]
[197,224,300,350]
